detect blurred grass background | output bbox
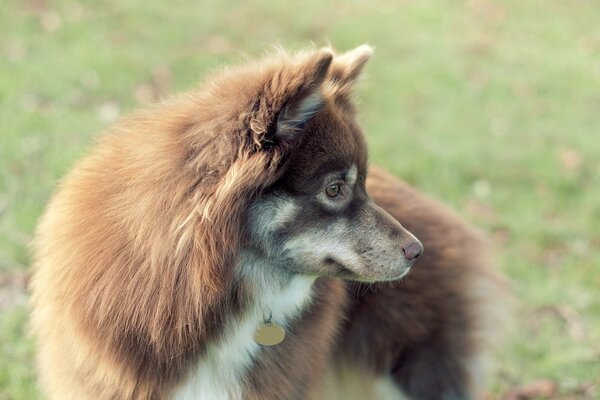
[1,0,599,398]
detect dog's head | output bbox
[240,46,423,282]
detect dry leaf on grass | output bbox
[503,379,558,400]
[559,148,583,172]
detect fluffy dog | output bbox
[31,45,502,399]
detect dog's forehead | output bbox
[285,107,367,185]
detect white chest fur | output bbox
[173,259,316,400]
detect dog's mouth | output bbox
[323,255,411,282]
[323,256,358,279]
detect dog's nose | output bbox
[402,242,423,261]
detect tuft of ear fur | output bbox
[324,44,373,100]
[249,48,333,150]
[275,90,324,140]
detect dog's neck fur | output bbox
[173,250,316,400]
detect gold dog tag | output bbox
[254,322,285,346]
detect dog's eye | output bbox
[325,183,342,198]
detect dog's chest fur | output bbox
[173,253,316,400]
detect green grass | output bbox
[1,0,599,398]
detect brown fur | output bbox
[31,46,502,399]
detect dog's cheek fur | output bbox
[244,193,336,276]
[244,193,300,255]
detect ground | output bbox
[1,0,599,398]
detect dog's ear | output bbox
[325,44,373,98]
[249,48,333,150]
[275,85,324,140]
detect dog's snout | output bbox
[402,242,424,261]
